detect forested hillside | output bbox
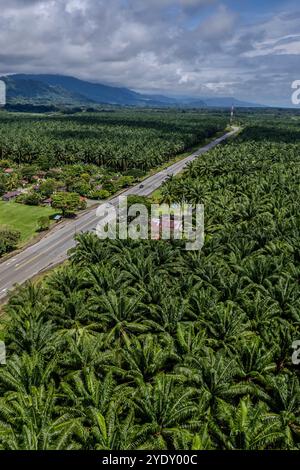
[0,120,299,450]
[0,74,262,108]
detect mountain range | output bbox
[0,74,265,109]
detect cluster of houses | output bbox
[2,190,56,205]
[1,165,125,205]
[1,167,67,205]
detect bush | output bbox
[66,180,91,196]
[39,179,57,197]
[37,216,50,232]
[102,181,117,193]
[118,176,134,188]
[126,195,152,211]
[88,189,111,200]
[0,226,21,256]
[16,192,42,206]
[0,160,13,169]
[0,177,6,196]
[123,169,146,179]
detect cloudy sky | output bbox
[0,0,300,106]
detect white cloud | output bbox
[0,0,299,105]
[197,4,237,40]
[243,33,300,57]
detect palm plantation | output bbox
[0,115,299,450]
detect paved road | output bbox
[0,127,239,300]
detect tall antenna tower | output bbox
[230,104,235,125]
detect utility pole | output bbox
[230,104,235,125]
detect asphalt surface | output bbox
[0,126,239,300]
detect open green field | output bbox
[0,201,56,243]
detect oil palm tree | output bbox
[130,374,199,449]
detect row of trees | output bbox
[0,116,299,450]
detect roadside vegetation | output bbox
[0,115,299,450]
[0,226,20,257]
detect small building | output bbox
[151,217,183,240]
[2,191,22,201]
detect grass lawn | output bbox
[0,201,57,244]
